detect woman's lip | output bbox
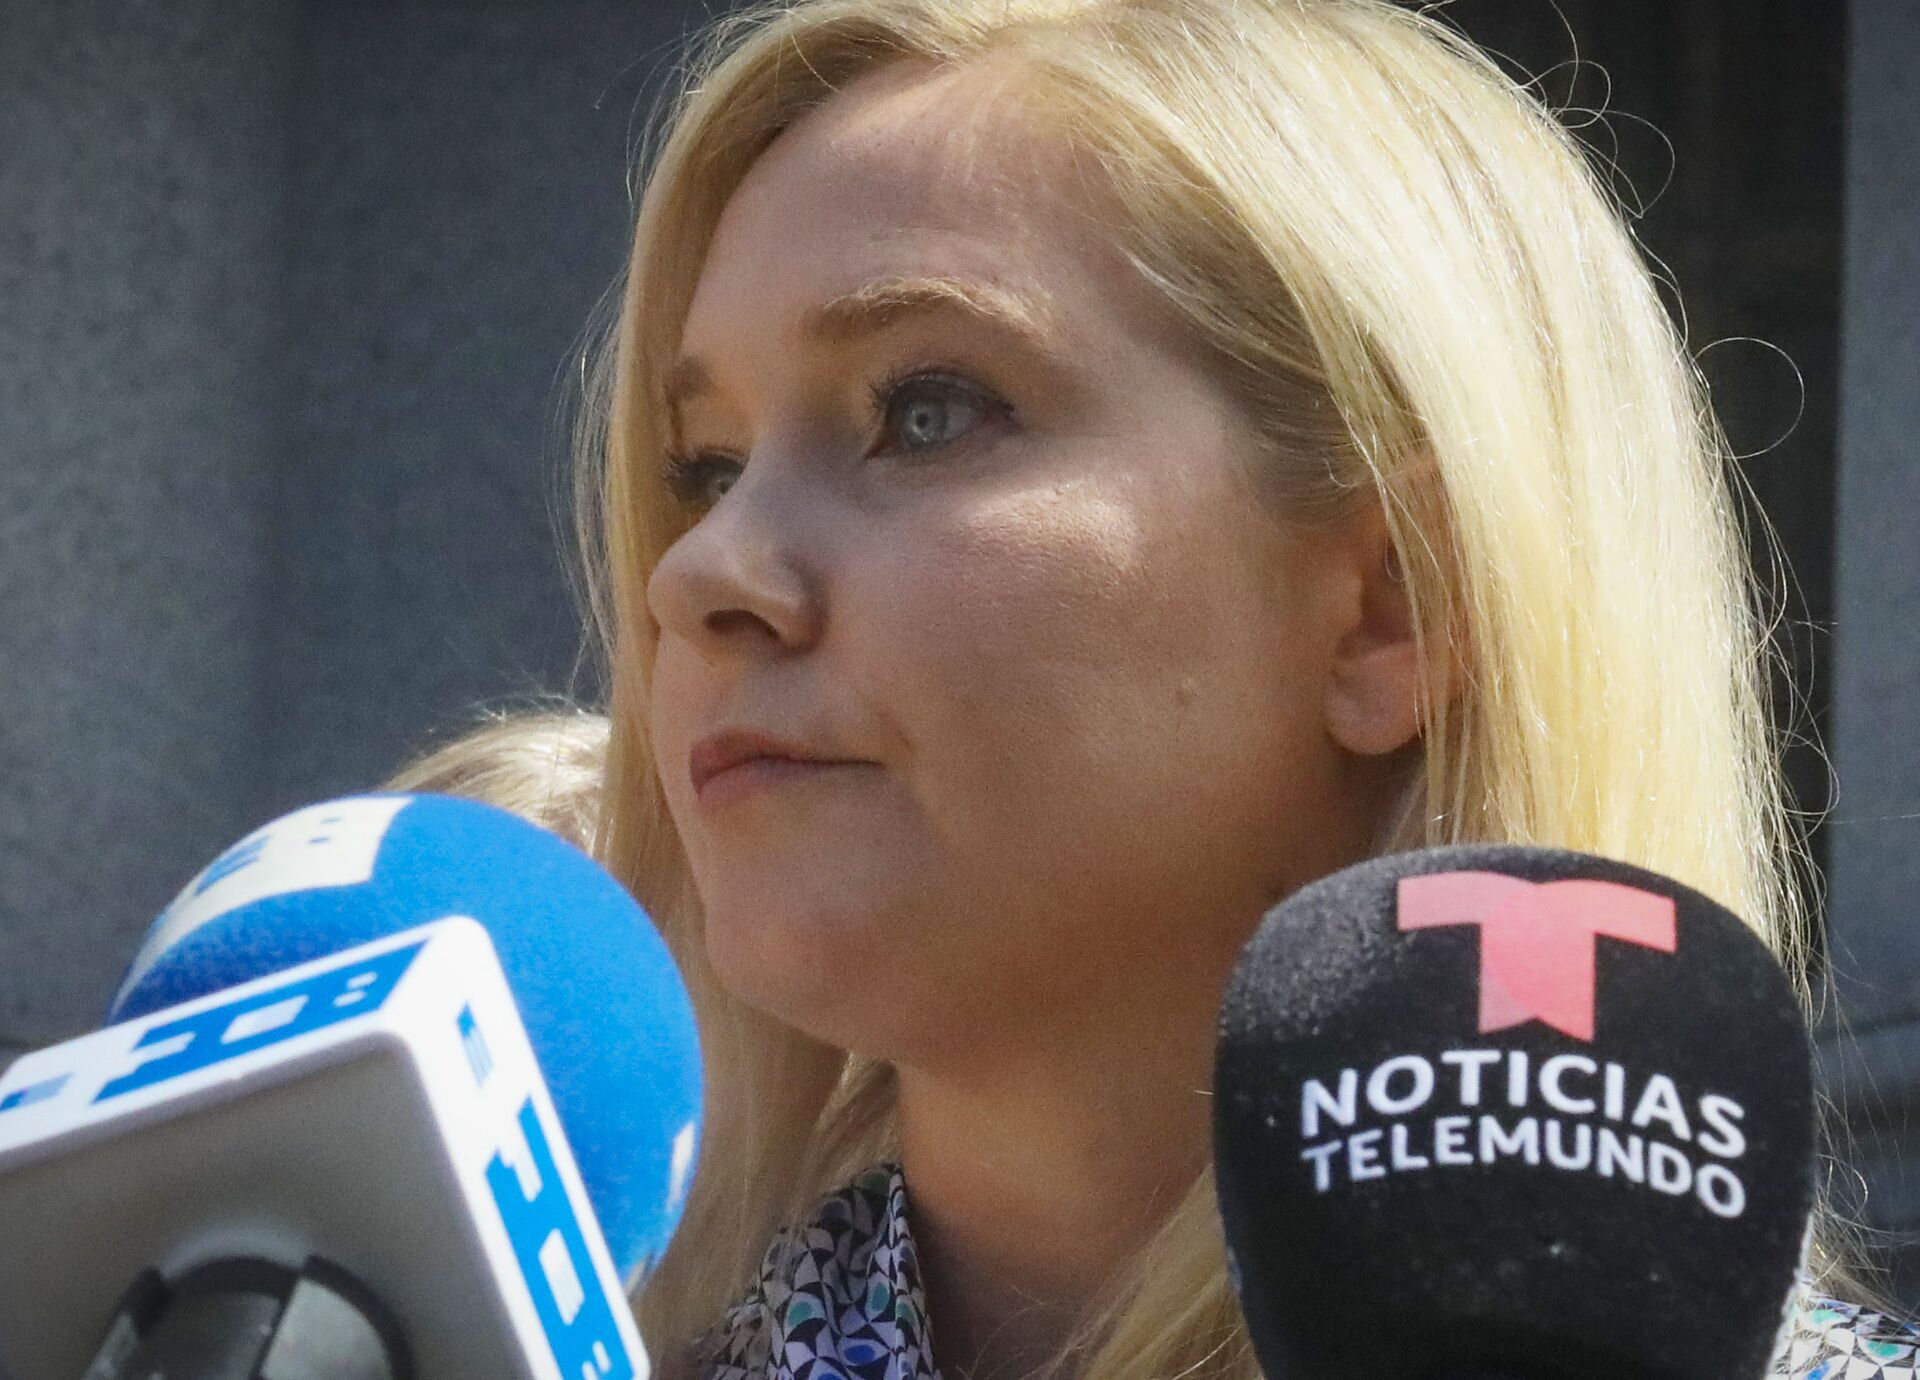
[690,730,841,794]
[694,756,861,809]
[688,729,875,807]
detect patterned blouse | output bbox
[696,1162,1920,1380]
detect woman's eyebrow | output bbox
[665,274,1064,415]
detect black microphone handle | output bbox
[83,1256,410,1380]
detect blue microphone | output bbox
[0,793,703,1380]
[110,791,702,1285]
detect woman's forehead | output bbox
[719,59,1099,263]
[680,69,1150,375]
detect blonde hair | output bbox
[386,708,610,853]
[568,0,1844,1375]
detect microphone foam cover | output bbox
[108,793,702,1286]
[1214,844,1814,1380]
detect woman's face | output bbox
[646,62,1393,1069]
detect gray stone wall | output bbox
[0,0,294,1044]
[267,3,660,805]
[1820,0,1920,1299]
[0,1,675,1047]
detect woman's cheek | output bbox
[886,477,1298,918]
[875,485,1160,706]
[842,492,1177,887]
[645,646,702,833]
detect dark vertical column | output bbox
[1823,0,1920,1297]
[0,3,293,1045]
[1829,0,1920,1004]
[266,2,673,807]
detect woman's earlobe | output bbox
[1325,639,1425,756]
[1323,514,1425,758]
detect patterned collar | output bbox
[702,1163,940,1380]
[1777,1295,1919,1378]
[695,1160,1916,1380]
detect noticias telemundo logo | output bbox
[1292,871,1749,1218]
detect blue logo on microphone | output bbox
[0,1074,70,1114]
[96,941,423,1102]
[487,1098,635,1380]
[193,834,268,894]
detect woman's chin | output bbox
[702,894,900,1021]
[707,896,1011,1066]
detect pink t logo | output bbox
[1396,872,1677,1041]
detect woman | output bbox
[556,0,1906,1375]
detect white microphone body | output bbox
[0,918,647,1380]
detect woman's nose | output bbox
[645,467,824,658]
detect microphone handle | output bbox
[84,1257,409,1380]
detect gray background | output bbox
[1,0,678,1049]
[1816,0,1920,1302]
[2,0,1916,1303]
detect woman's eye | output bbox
[662,453,740,513]
[662,371,1008,515]
[874,372,1006,459]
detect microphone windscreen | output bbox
[107,793,701,1285]
[1214,844,1814,1380]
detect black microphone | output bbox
[1213,844,1816,1380]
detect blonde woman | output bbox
[558,0,1909,1375]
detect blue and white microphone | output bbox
[0,793,703,1380]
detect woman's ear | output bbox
[1322,499,1426,758]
